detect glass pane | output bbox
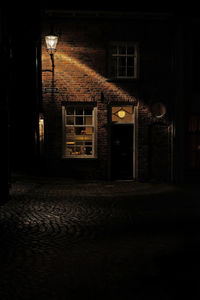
[118,67,126,77]
[66,107,74,115]
[75,127,86,135]
[76,116,83,125]
[118,45,126,54]
[76,146,82,153]
[127,56,135,67]
[127,46,135,54]
[76,108,83,115]
[85,127,93,135]
[72,149,80,156]
[66,146,74,156]
[85,147,92,155]
[84,116,92,125]
[118,56,126,67]
[111,45,118,54]
[127,67,134,77]
[66,116,74,125]
[76,141,84,146]
[66,127,75,135]
[85,108,93,115]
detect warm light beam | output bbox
[49,52,137,103]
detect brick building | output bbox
[40,10,175,181]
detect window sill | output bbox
[62,157,98,160]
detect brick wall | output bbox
[41,14,172,181]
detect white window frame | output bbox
[109,41,139,79]
[62,105,97,159]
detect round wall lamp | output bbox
[151,102,166,118]
[117,110,126,119]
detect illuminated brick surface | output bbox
[41,13,173,180]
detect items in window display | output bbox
[63,106,96,158]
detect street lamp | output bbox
[45,35,58,70]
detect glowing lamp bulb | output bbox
[45,35,58,52]
[117,110,126,119]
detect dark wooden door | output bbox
[111,124,133,180]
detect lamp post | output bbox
[35,33,59,163]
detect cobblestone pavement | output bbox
[0,175,200,299]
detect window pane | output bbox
[66,127,74,135]
[76,141,84,146]
[84,116,92,125]
[118,56,126,67]
[111,45,118,54]
[76,116,83,125]
[76,146,82,154]
[127,66,134,77]
[85,108,93,115]
[85,127,93,135]
[118,45,126,54]
[66,146,74,156]
[75,127,85,135]
[66,107,74,115]
[74,127,93,136]
[66,116,74,125]
[127,46,135,54]
[85,147,92,155]
[127,56,135,67]
[118,67,126,77]
[76,108,83,115]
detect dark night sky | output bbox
[5,1,200,44]
[6,1,200,17]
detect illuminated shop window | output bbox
[110,42,139,79]
[62,106,97,158]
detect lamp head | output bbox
[45,35,58,54]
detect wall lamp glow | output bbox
[45,35,58,70]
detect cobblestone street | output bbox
[0,175,200,299]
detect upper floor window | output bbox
[109,42,139,79]
[62,106,97,158]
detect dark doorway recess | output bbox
[111,124,133,180]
